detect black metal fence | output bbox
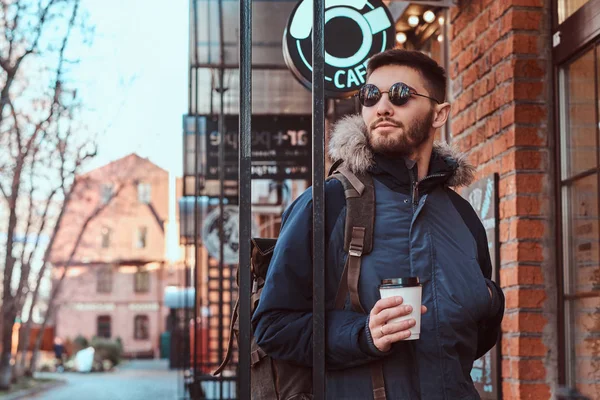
[183,0,326,398]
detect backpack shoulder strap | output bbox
[329,164,386,400]
[328,165,375,255]
[328,165,375,314]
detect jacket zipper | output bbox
[411,173,447,213]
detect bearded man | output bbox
[253,49,505,399]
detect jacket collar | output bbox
[328,114,475,187]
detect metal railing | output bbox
[186,0,327,398]
[311,0,326,398]
[237,0,252,397]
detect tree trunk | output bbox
[0,304,16,390]
[27,184,122,374]
[27,300,52,376]
[28,267,64,375]
[18,296,37,376]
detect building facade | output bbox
[185,0,600,398]
[450,0,596,398]
[50,154,175,358]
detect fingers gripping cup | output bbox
[379,277,422,340]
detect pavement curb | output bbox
[1,379,67,400]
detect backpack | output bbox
[214,164,387,400]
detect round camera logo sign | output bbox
[283,0,395,98]
[202,205,258,265]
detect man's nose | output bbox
[376,95,394,117]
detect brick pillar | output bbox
[448,0,556,399]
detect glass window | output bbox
[134,315,149,340]
[559,44,600,398]
[100,184,114,205]
[567,296,600,391]
[558,0,591,24]
[137,182,151,204]
[101,227,111,249]
[134,269,150,293]
[97,266,113,293]
[561,49,597,179]
[135,226,147,249]
[565,174,599,294]
[97,315,111,338]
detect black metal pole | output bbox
[192,0,200,387]
[238,0,252,397]
[217,0,226,397]
[181,119,188,400]
[312,0,326,398]
[183,4,194,398]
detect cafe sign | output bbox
[283,0,395,98]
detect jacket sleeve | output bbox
[474,221,505,360]
[446,189,505,359]
[252,180,389,369]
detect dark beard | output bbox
[368,110,435,157]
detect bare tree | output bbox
[26,179,127,375]
[0,0,89,389]
[16,124,96,377]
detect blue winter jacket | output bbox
[253,115,505,399]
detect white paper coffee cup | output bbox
[378,277,422,340]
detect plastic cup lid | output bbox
[380,277,420,287]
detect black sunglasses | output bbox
[357,82,441,107]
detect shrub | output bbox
[115,337,123,352]
[90,337,122,366]
[73,335,89,352]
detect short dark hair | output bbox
[367,49,447,103]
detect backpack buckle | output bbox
[349,248,362,257]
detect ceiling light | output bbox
[423,11,435,24]
[408,15,419,27]
[396,32,407,44]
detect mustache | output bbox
[370,117,403,131]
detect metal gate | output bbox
[183,0,326,398]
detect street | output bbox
[26,360,180,400]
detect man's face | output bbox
[361,65,436,157]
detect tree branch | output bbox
[28,180,128,374]
[0,181,8,201]
[15,152,39,302]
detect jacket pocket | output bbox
[437,256,491,324]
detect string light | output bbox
[437,34,443,42]
[423,10,435,23]
[396,32,407,44]
[408,15,419,27]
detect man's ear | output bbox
[432,102,451,129]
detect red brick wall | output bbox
[449,0,555,398]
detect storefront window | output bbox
[559,45,600,398]
[558,0,591,24]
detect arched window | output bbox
[97,315,111,338]
[134,315,149,340]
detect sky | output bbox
[70,0,189,260]
[74,0,188,176]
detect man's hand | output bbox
[369,296,427,352]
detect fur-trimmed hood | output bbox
[328,115,474,187]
